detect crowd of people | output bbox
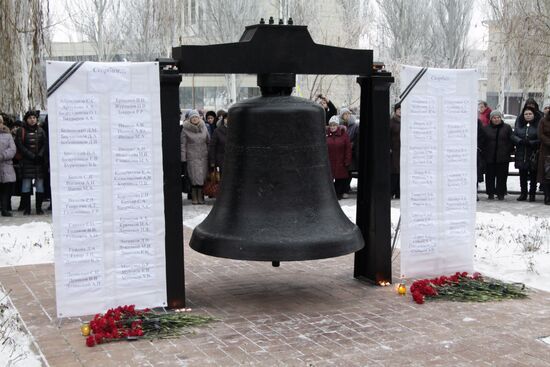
[180,109,227,205]
[2,95,548,217]
[180,94,550,207]
[0,110,50,217]
[477,98,550,205]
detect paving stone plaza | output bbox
[1,198,549,366]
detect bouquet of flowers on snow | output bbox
[410,272,528,304]
[85,305,214,347]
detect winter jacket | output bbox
[481,122,513,164]
[511,114,539,170]
[537,115,550,184]
[514,99,543,128]
[206,121,216,137]
[0,126,16,183]
[14,123,47,180]
[181,120,209,186]
[208,123,227,170]
[389,114,401,174]
[339,112,359,171]
[477,120,486,182]
[326,126,352,179]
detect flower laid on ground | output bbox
[84,305,214,347]
[410,272,528,304]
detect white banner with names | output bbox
[400,66,478,278]
[47,61,166,317]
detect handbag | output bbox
[181,174,191,193]
[203,169,220,198]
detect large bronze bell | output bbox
[189,73,364,262]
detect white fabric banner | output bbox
[400,66,478,278]
[47,61,167,317]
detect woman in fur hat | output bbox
[14,110,48,214]
[181,110,209,204]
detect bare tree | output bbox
[376,0,434,62]
[487,0,550,105]
[66,0,124,61]
[432,0,473,68]
[191,0,263,104]
[0,0,48,114]
[121,0,183,61]
[375,0,434,101]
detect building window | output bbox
[183,0,200,27]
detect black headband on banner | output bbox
[397,67,428,106]
[47,61,85,98]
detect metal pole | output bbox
[354,70,394,284]
[159,61,186,308]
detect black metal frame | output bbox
[160,22,394,307]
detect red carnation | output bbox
[86,336,96,347]
[412,291,424,304]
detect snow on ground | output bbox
[0,207,549,292]
[474,212,550,292]
[0,222,53,267]
[0,287,43,367]
[0,203,549,365]
[340,205,550,293]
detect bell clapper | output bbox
[272,261,280,267]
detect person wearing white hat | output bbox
[181,110,209,204]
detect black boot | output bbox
[18,195,25,211]
[517,193,527,201]
[545,183,550,205]
[528,194,536,202]
[1,191,12,217]
[36,193,44,215]
[22,193,31,215]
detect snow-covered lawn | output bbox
[0,222,53,267]
[0,287,42,367]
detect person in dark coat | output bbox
[511,106,540,201]
[205,110,217,137]
[208,113,228,175]
[477,119,486,182]
[481,110,513,200]
[317,94,337,125]
[14,110,48,214]
[339,107,358,196]
[515,98,543,127]
[389,103,401,199]
[537,112,550,205]
[0,115,16,216]
[326,116,352,200]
